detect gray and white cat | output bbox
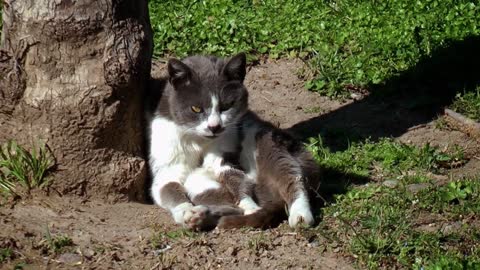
[147,53,320,230]
[146,53,260,230]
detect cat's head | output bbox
[166,53,248,138]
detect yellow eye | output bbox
[191,106,203,113]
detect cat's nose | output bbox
[208,125,223,134]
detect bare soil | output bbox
[1,58,479,269]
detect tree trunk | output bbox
[0,0,153,202]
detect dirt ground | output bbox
[1,59,479,269]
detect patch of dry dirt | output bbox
[0,195,354,269]
[1,58,479,269]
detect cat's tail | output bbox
[216,202,286,230]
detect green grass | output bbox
[0,141,55,197]
[0,247,13,263]
[450,87,480,122]
[149,0,480,97]
[43,225,74,254]
[307,137,480,269]
[247,233,269,253]
[307,137,465,178]
[150,228,197,250]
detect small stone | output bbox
[407,183,430,194]
[57,252,82,264]
[441,222,462,235]
[383,180,399,188]
[417,223,439,233]
[427,173,449,182]
[308,240,320,248]
[82,249,95,260]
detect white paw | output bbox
[238,197,261,215]
[288,195,314,227]
[183,205,211,230]
[213,165,233,178]
[171,202,194,224]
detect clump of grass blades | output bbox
[0,141,55,197]
[320,178,480,269]
[450,87,480,122]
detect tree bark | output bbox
[0,0,153,201]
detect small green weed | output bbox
[13,262,26,270]
[303,106,323,114]
[450,87,480,121]
[418,179,480,216]
[0,247,13,263]
[434,117,451,130]
[42,226,74,254]
[247,233,269,253]
[48,236,73,253]
[150,228,197,249]
[0,141,55,197]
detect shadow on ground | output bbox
[290,35,480,151]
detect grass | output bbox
[0,248,13,263]
[246,233,269,253]
[307,137,480,269]
[150,228,197,250]
[450,87,480,122]
[0,141,55,197]
[42,225,74,254]
[307,137,465,178]
[149,0,480,97]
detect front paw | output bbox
[288,196,314,227]
[184,205,215,231]
[171,202,194,225]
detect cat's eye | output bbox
[220,102,233,112]
[191,106,203,113]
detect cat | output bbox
[147,53,320,231]
[146,53,261,231]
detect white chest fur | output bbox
[149,115,240,207]
[149,116,203,173]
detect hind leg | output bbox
[256,132,315,228]
[188,168,256,231]
[202,153,261,215]
[218,168,261,215]
[268,172,314,227]
[286,179,314,227]
[183,168,229,231]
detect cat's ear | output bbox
[223,53,246,82]
[168,59,191,88]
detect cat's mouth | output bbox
[204,134,219,139]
